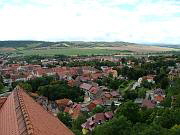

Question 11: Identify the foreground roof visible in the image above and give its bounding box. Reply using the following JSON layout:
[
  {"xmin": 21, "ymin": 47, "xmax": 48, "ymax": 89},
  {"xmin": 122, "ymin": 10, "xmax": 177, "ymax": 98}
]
[{"xmin": 0, "ymin": 86, "xmax": 74, "ymax": 135}]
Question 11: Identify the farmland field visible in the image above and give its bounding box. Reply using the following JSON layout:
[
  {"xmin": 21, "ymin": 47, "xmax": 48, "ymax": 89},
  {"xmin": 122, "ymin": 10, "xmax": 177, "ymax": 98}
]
[
  {"xmin": 0, "ymin": 47, "xmax": 16, "ymax": 52},
  {"xmin": 21, "ymin": 48, "xmax": 132, "ymax": 56},
  {"xmin": 0, "ymin": 41, "xmax": 179, "ymax": 56}
]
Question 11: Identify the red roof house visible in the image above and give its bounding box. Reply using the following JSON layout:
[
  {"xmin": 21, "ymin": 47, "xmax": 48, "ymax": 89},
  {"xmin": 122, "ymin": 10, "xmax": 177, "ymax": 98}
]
[
  {"xmin": 0, "ymin": 86, "xmax": 74, "ymax": 135},
  {"xmin": 142, "ymin": 99, "xmax": 156, "ymax": 109}
]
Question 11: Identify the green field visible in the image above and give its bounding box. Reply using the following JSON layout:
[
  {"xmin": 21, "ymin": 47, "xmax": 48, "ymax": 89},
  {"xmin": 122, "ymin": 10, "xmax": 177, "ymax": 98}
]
[{"xmin": 21, "ymin": 48, "xmax": 132, "ymax": 56}]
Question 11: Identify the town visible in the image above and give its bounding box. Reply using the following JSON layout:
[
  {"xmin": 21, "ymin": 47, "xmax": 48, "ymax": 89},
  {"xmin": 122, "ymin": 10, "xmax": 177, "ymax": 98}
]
[{"xmin": 0, "ymin": 53, "xmax": 180, "ymax": 135}]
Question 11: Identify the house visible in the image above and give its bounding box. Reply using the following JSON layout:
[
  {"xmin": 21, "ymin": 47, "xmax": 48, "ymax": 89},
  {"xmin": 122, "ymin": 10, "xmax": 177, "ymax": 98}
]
[
  {"xmin": 56, "ymin": 98, "xmax": 73, "ymax": 110},
  {"xmin": 153, "ymin": 88, "xmax": 165, "ymax": 96},
  {"xmin": 101, "ymin": 66, "xmax": 109, "ymax": 72},
  {"xmin": 101, "ymin": 91, "xmax": 121, "ymax": 100},
  {"xmin": 91, "ymin": 73, "xmax": 103, "ymax": 81},
  {"xmin": 103, "ymin": 98, "xmax": 121, "ymax": 107},
  {"xmin": 142, "ymin": 99, "xmax": 156, "ymax": 109},
  {"xmin": 0, "ymin": 86, "xmax": 74, "ymax": 135},
  {"xmin": 81, "ymin": 112, "xmax": 113, "ymax": 134},
  {"xmin": 33, "ymin": 68, "xmax": 55, "ymax": 77},
  {"xmin": 87, "ymin": 98, "xmax": 104, "ymax": 111},
  {"xmin": 88, "ymin": 86, "xmax": 103, "ymax": 99},
  {"xmin": 68, "ymin": 79, "xmax": 76, "ymax": 87},
  {"xmin": 134, "ymin": 98, "xmax": 143, "ymax": 104},
  {"xmin": 64, "ymin": 103, "xmax": 82, "ymax": 119},
  {"xmin": 132, "ymin": 82, "xmax": 141, "ymax": 90},
  {"xmin": 153, "ymin": 88, "xmax": 165, "ymax": 103},
  {"xmin": 83, "ymin": 96, "xmax": 91, "ymax": 103},
  {"xmin": 82, "ymin": 66, "xmax": 98, "ymax": 74},
  {"xmin": 80, "ymin": 83, "xmax": 93, "ymax": 91},
  {"xmin": 168, "ymin": 69, "xmax": 180, "ymax": 80},
  {"xmin": 142, "ymin": 75, "xmax": 156, "ymax": 83},
  {"xmin": 107, "ymin": 69, "xmax": 118, "ymax": 78},
  {"xmin": 80, "ymin": 83, "xmax": 101, "ymax": 98}
]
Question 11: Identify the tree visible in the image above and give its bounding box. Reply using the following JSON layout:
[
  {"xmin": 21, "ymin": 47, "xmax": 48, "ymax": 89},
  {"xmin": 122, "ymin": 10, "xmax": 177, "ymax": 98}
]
[
  {"xmin": 174, "ymin": 94, "xmax": 180, "ymax": 108},
  {"xmin": 92, "ymin": 105, "xmax": 104, "ymax": 114},
  {"xmin": 57, "ymin": 112, "xmax": 72, "ymax": 128},
  {"xmin": 0, "ymin": 82, "xmax": 4, "ymax": 94},
  {"xmin": 169, "ymin": 125, "xmax": 180, "ymax": 135},
  {"xmin": 0, "ymin": 75, "xmax": 3, "ymax": 83},
  {"xmin": 116, "ymin": 101, "xmax": 140, "ymax": 123},
  {"xmin": 160, "ymin": 96, "xmax": 172, "ymax": 107},
  {"xmin": 0, "ymin": 82, "xmax": 4, "ymax": 90},
  {"xmin": 160, "ymin": 77, "xmax": 169, "ymax": 89},
  {"xmin": 154, "ymin": 109, "xmax": 180, "ymax": 129},
  {"xmin": 38, "ymin": 81, "xmax": 84, "ymax": 101},
  {"xmin": 142, "ymin": 80, "xmax": 153, "ymax": 89},
  {"xmin": 19, "ymin": 83, "xmax": 32, "ymax": 92},
  {"xmin": 111, "ymin": 101, "xmax": 116, "ymax": 113},
  {"xmin": 166, "ymin": 79, "xmax": 180, "ymax": 96},
  {"xmin": 93, "ymin": 116, "xmax": 132, "ymax": 135},
  {"xmin": 124, "ymin": 90, "xmax": 138, "ymax": 100},
  {"xmin": 72, "ymin": 115, "xmax": 87, "ymax": 130},
  {"xmin": 140, "ymin": 124, "xmax": 168, "ymax": 135},
  {"xmin": 72, "ymin": 129, "xmax": 83, "ymax": 135},
  {"xmin": 137, "ymin": 88, "xmax": 147, "ymax": 98}
]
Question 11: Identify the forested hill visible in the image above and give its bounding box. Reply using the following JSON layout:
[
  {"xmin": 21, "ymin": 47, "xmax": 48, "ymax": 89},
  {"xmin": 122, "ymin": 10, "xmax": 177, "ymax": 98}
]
[
  {"xmin": 0, "ymin": 40, "xmax": 136, "ymax": 48},
  {"xmin": 0, "ymin": 41, "xmax": 56, "ymax": 48},
  {"xmin": 0, "ymin": 40, "xmax": 178, "ymax": 49}
]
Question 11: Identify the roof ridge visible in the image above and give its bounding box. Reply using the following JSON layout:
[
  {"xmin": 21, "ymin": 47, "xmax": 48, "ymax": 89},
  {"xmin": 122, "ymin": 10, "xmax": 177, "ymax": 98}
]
[{"xmin": 15, "ymin": 86, "xmax": 34, "ymax": 135}]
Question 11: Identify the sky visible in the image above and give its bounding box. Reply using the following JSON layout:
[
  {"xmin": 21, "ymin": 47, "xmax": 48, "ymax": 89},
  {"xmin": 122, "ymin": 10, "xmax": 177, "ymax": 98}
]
[{"xmin": 0, "ymin": 0, "xmax": 180, "ymax": 44}]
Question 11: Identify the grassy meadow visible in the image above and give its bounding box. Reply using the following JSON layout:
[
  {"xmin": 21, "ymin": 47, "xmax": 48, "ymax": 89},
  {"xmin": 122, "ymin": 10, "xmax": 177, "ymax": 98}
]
[{"xmin": 21, "ymin": 48, "xmax": 132, "ymax": 56}]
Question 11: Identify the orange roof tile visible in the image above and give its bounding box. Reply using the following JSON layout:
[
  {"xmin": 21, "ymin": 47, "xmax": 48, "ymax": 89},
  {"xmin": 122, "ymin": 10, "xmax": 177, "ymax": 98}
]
[
  {"xmin": 56, "ymin": 99, "xmax": 72, "ymax": 107},
  {"xmin": 154, "ymin": 95, "xmax": 165, "ymax": 102},
  {"xmin": 0, "ymin": 93, "xmax": 19, "ymax": 135},
  {"xmin": 0, "ymin": 97, "xmax": 7, "ymax": 109},
  {"xmin": 0, "ymin": 86, "xmax": 74, "ymax": 135}
]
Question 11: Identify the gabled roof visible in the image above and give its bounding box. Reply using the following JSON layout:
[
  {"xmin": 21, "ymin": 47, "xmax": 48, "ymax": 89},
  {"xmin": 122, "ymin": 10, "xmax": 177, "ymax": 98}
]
[
  {"xmin": 56, "ymin": 99, "xmax": 72, "ymax": 107},
  {"xmin": 89, "ymin": 87, "xmax": 99, "ymax": 95},
  {"xmin": 80, "ymin": 83, "xmax": 92, "ymax": 91},
  {"xmin": 142, "ymin": 99, "xmax": 156, "ymax": 109},
  {"xmin": 0, "ymin": 86, "xmax": 74, "ymax": 135}
]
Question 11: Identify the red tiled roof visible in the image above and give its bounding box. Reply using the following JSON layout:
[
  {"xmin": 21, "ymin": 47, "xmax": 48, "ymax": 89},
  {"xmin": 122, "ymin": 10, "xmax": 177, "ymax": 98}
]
[
  {"xmin": 0, "ymin": 92, "xmax": 21, "ymax": 135},
  {"xmin": 0, "ymin": 86, "xmax": 74, "ymax": 135},
  {"xmin": 104, "ymin": 92, "xmax": 112, "ymax": 99},
  {"xmin": 142, "ymin": 99, "xmax": 156, "ymax": 109},
  {"xmin": 0, "ymin": 97, "xmax": 7, "ymax": 109},
  {"xmin": 71, "ymin": 108, "xmax": 81, "ymax": 119},
  {"xmin": 87, "ymin": 102, "xmax": 96, "ymax": 111},
  {"xmin": 64, "ymin": 107, "xmax": 71, "ymax": 113},
  {"xmin": 110, "ymin": 91, "xmax": 120, "ymax": 97},
  {"xmin": 56, "ymin": 99, "xmax": 72, "ymax": 107},
  {"xmin": 89, "ymin": 87, "xmax": 99, "ymax": 95},
  {"xmin": 92, "ymin": 98, "xmax": 103, "ymax": 105},
  {"xmin": 94, "ymin": 113, "xmax": 105, "ymax": 123},
  {"xmin": 154, "ymin": 95, "xmax": 165, "ymax": 102},
  {"xmin": 91, "ymin": 73, "xmax": 102, "ymax": 80},
  {"xmin": 80, "ymin": 83, "xmax": 92, "ymax": 91},
  {"xmin": 104, "ymin": 112, "xmax": 113, "ymax": 119}
]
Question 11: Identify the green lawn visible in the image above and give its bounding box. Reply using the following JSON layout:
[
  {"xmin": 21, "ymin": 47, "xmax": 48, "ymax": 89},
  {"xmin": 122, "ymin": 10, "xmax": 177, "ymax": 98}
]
[{"xmin": 21, "ymin": 48, "xmax": 131, "ymax": 56}]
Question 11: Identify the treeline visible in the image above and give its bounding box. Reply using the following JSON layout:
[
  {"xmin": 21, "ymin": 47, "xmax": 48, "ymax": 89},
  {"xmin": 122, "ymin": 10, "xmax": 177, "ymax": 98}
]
[
  {"xmin": 12, "ymin": 76, "xmax": 84, "ymax": 102},
  {"xmin": 92, "ymin": 78, "xmax": 180, "ymax": 135},
  {"xmin": 0, "ymin": 41, "xmax": 67, "ymax": 48},
  {"xmin": 0, "ymin": 41, "xmax": 42, "ymax": 47},
  {"xmin": 93, "ymin": 101, "xmax": 180, "ymax": 135}
]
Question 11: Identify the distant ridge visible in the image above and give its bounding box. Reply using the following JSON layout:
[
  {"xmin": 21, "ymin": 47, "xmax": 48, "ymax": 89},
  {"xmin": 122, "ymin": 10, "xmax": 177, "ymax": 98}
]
[{"xmin": 0, "ymin": 40, "xmax": 179, "ymax": 49}]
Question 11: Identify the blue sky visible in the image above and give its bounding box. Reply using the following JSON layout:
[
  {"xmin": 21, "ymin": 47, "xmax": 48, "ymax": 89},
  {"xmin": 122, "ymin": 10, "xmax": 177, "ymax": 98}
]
[{"xmin": 0, "ymin": 0, "xmax": 180, "ymax": 44}]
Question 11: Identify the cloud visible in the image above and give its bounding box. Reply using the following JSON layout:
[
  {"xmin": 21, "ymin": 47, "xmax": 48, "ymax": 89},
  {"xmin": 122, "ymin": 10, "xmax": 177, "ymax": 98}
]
[{"xmin": 0, "ymin": 0, "xmax": 179, "ymax": 44}]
